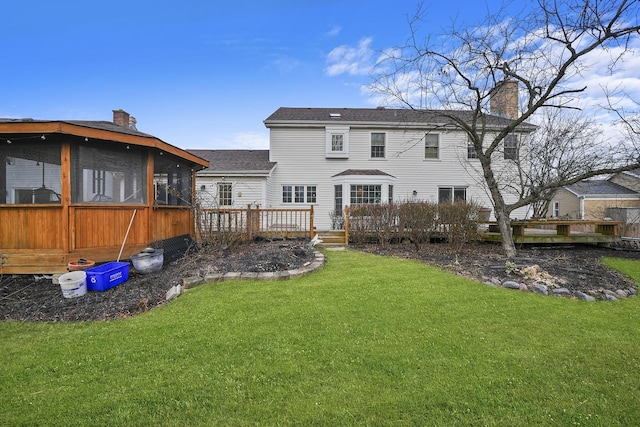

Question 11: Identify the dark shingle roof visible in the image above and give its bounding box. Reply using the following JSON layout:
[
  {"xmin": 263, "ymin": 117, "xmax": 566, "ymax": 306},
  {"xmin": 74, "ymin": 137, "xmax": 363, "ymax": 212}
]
[
  {"xmin": 565, "ymin": 180, "xmax": 638, "ymax": 197},
  {"xmin": 332, "ymin": 169, "xmax": 395, "ymax": 178},
  {"xmin": 0, "ymin": 118, "xmax": 155, "ymax": 138},
  {"xmin": 187, "ymin": 149, "xmax": 275, "ymax": 173},
  {"xmin": 264, "ymin": 107, "xmax": 535, "ymax": 130}
]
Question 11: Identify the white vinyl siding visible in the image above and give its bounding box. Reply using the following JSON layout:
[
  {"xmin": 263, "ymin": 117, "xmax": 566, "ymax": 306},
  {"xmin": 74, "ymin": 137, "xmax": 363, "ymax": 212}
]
[{"xmin": 266, "ymin": 126, "xmax": 528, "ymax": 229}]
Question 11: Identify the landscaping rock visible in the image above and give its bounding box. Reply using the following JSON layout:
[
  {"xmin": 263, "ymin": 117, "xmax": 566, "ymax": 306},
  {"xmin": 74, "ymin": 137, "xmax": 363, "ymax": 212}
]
[
  {"xmin": 182, "ymin": 276, "xmax": 204, "ymax": 288},
  {"xmin": 576, "ymin": 291, "xmax": 596, "ymax": 301},
  {"xmin": 530, "ymin": 284, "xmax": 549, "ymax": 295},
  {"xmin": 503, "ymin": 280, "xmax": 520, "ymax": 289},
  {"xmin": 165, "ymin": 285, "xmax": 182, "ymax": 301}
]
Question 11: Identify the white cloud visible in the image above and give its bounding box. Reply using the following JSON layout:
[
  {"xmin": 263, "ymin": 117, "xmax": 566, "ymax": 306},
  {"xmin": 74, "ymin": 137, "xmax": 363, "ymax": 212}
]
[
  {"xmin": 326, "ymin": 25, "xmax": 341, "ymax": 37},
  {"xmin": 325, "ymin": 37, "xmax": 375, "ymax": 76}
]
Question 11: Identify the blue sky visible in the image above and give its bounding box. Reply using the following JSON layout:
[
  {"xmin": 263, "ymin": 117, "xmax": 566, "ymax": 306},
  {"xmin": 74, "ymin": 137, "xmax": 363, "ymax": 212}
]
[
  {"xmin": 0, "ymin": 0, "xmax": 500, "ymax": 149},
  {"xmin": 2, "ymin": 0, "xmax": 638, "ymax": 150}
]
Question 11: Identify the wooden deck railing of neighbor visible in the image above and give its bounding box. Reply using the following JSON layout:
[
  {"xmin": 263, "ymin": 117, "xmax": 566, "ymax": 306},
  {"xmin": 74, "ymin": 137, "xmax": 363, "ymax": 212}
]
[
  {"xmin": 508, "ymin": 219, "xmax": 621, "ymax": 237},
  {"xmin": 196, "ymin": 206, "xmax": 314, "ymax": 241}
]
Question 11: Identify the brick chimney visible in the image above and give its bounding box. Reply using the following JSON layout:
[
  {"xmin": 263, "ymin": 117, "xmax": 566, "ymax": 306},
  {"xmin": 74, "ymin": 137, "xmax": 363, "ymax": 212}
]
[
  {"xmin": 112, "ymin": 109, "xmax": 130, "ymax": 127},
  {"xmin": 490, "ymin": 80, "xmax": 519, "ymax": 119}
]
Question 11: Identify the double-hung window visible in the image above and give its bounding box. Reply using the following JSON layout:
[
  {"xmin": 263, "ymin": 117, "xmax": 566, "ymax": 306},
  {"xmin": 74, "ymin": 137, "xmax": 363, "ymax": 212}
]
[
  {"xmin": 504, "ymin": 134, "xmax": 518, "ymax": 160},
  {"xmin": 424, "ymin": 134, "xmax": 439, "ymax": 159},
  {"xmin": 283, "ymin": 185, "xmax": 316, "ymax": 204},
  {"xmin": 467, "ymin": 136, "xmax": 478, "ymax": 159},
  {"xmin": 370, "ymin": 133, "xmax": 385, "ymax": 159}
]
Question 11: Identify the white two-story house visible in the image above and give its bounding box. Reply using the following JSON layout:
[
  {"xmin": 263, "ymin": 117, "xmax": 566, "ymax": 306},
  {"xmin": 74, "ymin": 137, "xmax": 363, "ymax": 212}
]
[{"xmin": 261, "ymin": 106, "xmax": 532, "ymax": 231}]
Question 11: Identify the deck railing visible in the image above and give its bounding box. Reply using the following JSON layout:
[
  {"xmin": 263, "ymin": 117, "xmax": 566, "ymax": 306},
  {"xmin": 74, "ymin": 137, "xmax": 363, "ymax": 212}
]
[{"xmin": 196, "ymin": 205, "xmax": 314, "ymax": 241}]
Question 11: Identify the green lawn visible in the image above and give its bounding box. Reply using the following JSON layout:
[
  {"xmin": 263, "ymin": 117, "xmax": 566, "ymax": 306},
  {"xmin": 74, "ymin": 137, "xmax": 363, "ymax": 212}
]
[{"xmin": 2, "ymin": 250, "xmax": 640, "ymax": 426}]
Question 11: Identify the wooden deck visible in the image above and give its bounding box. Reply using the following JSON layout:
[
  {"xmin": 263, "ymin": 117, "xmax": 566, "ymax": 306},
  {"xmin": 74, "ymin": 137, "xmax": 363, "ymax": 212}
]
[{"xmin": 481, "ymin": 220, "xmax": 622, "ymax": 245}]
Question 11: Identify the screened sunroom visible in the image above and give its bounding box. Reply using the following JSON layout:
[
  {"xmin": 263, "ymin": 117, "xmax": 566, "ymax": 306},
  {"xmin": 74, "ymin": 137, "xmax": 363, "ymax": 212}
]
[{"xmin": 0, "ymin": 110, "xmax": 208, "ymax": 274}]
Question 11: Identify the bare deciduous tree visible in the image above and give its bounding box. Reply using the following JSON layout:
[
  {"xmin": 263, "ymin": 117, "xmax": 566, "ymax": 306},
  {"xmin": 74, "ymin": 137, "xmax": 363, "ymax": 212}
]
[{"xmin": 370, "ymin": 0, "xmax": 640, "ymax": 257}]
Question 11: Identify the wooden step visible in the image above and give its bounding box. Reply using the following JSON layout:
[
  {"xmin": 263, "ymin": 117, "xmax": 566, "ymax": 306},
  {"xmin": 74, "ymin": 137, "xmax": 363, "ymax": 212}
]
[{"xmin": 315, "ymin": 231, "xmax": 347, "ymax": 244}]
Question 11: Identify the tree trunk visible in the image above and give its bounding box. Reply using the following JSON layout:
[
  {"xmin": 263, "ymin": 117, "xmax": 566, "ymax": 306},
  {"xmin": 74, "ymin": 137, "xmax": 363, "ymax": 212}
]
[{"xmin": 495, "ymin": 208, "xmax": 516, "ymax": 258}]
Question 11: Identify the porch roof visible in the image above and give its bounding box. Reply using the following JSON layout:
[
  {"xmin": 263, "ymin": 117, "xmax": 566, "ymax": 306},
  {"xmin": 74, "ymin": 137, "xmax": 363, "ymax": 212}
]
[{"xmin": 0, "ymin": 118, "xmax": 209, "ymax": 169}]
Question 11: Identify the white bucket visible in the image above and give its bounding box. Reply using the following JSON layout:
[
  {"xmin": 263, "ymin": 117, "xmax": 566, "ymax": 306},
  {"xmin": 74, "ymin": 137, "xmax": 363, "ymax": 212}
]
[{"xmin": 59, "ymin": 271, "xmax": 87, "ymax": 298}]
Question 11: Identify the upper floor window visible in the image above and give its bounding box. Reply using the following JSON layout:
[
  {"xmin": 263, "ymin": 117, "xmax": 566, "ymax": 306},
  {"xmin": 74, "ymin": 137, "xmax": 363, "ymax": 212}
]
[
  {"xmin": 424, "ymin": 134, "xmax": 439, "ymax": 159},
  {"xmin": 331, "ymin": 134, "xmax": 343, "ymax": 152},
  {"xmin": 217, "ymin": 182, "xmax": 232, "ymax": 206},
  {"xmin": 438, "ymin": 187, "xmax": 467, "ymax": 204},
  {"xmin": 504, "ymin": 134, "xmax": 518, "ymax": 160},
  {"xmin": 283, "ymin": 184, "xmax": 316, "ymax": 204},
  {"xmin": 326, "ymin": 126, "xmax": 349, "ymax": 158},
  {"xmin": 467, "ymin": 136, "xmax": 478, "ymax": 159},
  {"xmin": 371, "ymin": 133, "xmax": 386, "ymax": 159}
]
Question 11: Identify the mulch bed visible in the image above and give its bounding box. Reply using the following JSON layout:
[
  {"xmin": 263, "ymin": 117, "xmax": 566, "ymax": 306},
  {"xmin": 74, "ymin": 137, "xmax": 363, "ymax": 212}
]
[
  {"xmin": 1, "ymin": 240, "xmax": 638, "ymax": 322},
  {"xmin": 354, "ymin": 241, "xmax": 639, "ymax": 297},
  {"xmin": 0, "ymin": 240, "xmax": 316, "ymax": 322}
]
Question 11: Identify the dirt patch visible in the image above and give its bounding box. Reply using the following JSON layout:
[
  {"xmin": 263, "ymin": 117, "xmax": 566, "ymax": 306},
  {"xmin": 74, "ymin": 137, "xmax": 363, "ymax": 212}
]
[{"xmin": 1, "ymin": 240, "xmax": 638, "ymax": 322}]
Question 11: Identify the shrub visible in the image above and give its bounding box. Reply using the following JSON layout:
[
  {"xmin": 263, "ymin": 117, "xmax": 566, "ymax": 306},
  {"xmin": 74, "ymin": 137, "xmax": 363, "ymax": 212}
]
[
  {"xmin": 437, "ymin": 201, "xmax": 483, "ymax": 251},
  {"xmin": 398, "ymin": 201, "xmax": 438, "ymax": 250}
]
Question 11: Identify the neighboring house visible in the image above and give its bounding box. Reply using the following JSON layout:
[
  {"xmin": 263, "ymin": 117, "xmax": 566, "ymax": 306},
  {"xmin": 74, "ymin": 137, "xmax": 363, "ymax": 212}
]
[
  {"xmin": 0, "ymin": 110, "xmax": 208, "ymax": 274},
  {"xmin": 188, "ymin": 149, "xmax": 275, "ymax": 208},
  {"xmin": 551, "ymin": 180, "xmax": 640, "ymax": 220},
  {"xmin": 608, "ymin": 167, "xmax": 640, "ymax": 193},
  {"xmin": 263, "ymin": 105, "xmax": 534, "ymax": 230}
]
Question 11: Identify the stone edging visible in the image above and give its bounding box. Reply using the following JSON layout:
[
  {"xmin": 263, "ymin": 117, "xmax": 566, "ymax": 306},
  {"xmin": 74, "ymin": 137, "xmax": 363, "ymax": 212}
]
[{"xmin": 178, "ymin": 250, "xmax": 326, "ymax": 291}]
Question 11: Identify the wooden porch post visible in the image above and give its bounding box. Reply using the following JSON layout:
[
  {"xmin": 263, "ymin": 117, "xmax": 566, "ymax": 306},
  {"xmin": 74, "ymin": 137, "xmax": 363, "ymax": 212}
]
[
  {"xmin": 146, "ymin": 149, "xmax": 155, "ymax": 244},
  {"xmin": 61, "ymin": 142, "xmax": 71, "ymax": 254},
  {"xmin": 309, "ymin": 205, "xmax": 315, "ymax": 239},
  {"xmin": 344, "ymin": 205, "xmax": 349, "ymax": 246}
]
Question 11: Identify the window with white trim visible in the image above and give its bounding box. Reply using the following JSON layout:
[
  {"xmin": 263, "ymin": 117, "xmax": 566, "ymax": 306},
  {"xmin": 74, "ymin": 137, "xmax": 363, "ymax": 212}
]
[
  {"xmin": 504, "ymin": 134, "xmax": 518, "ymax": 160},
  {"xmin": 283, "ymin": 185, "xmax": 316, "ymax": 204},
  {"xmin": 553, "ymin": 201, "xmax": 560, "ymax": 218},
  {"xmin": 388, "ymin": 185, "xmax": 394, "ymax": 204},
  {"xmin": 467, "ymin": 136, "xmax": 478, "ymax": 159},
  {"xmin": 438, "ymin": 187, "xmax": 467, "ymax": 204},
  {"xmin": 326, "ymin": 126, "xmax": 349, "ymax": 158},
  {"xmin": 217, "ymin": 182, "xmax": 232, "ymax": 206},
  {"xmin": 350, "ymin": 184, "xmax": 382, "ymax": 204},
  {"xmin": 370, "ymin": 133, "xmax": 385, "ymax": 158},
  {"xmin": 424, "ymin": 134, "xmax": 439, "ymax": 159}
]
